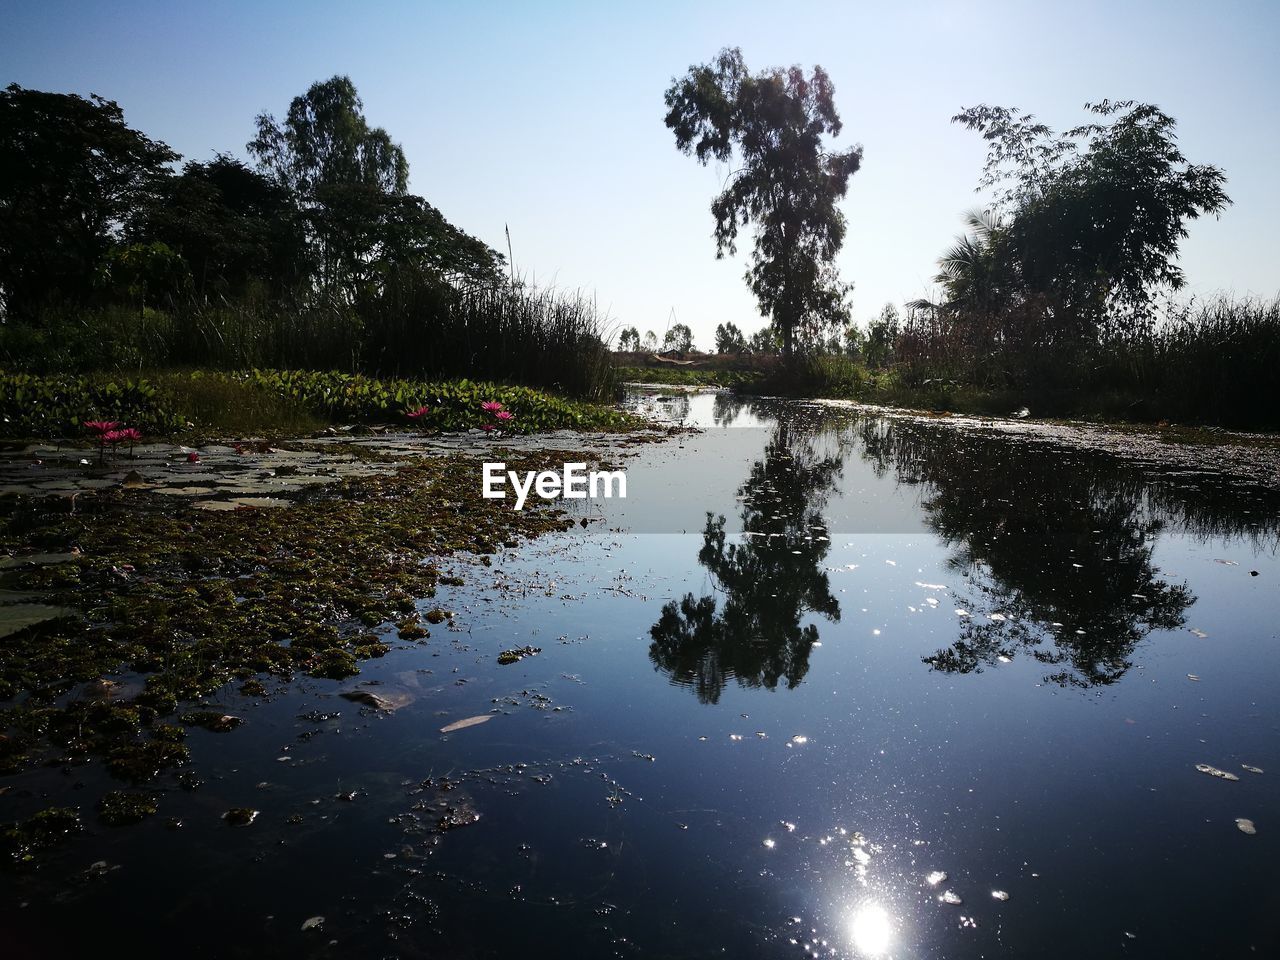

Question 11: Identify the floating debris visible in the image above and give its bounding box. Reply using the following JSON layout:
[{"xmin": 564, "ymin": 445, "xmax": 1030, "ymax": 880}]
[
  {"xmin": 339, "ymin": 689, "xmax": 413, "ymax": 712},
  {"xmin": 1235, "ymin": 818, "xmax": 1257, "ymax": 835},
  {"xmin": 926, "ymin": 870, "xmax": 948, "ymax": 886},
  {"xmin": 991, "ymin": 890, "xmax": 1010, "ymax": 901},
  {"xmin": 1189, "ymin": 628, "xmax": 1209, "ymax": 638},
  {"xmin": 440, "ymin": 714, "xmax": 493, "ymax": 734},
  {"xmin": 1187, "ymin": 674, "xmax": 1201, "ymax": 682},
  {"xmin": 180, "ymin": 711, "xmax": 243, "ymax": 732},
  {"xmin": 497, "ymin": 645, "xmax": 541, "ymax": 665},
  {"xmin": 300, "ymin": 916, "xmax": 325, "ymax": 932},
  {"xmin": 1242, "ymin": 765, "xmax": 1264, "ymax": 775},
  {"xmin": 1195, "ymin": 763, "xmax": 1240, "ymax": 782},
  {"xmin": 939, "ymin": 890, "xmax": 963, "ymax": 905},
  {"xmin": 222, "ymin": 808, "xmax": 259, "ymax": 826}
]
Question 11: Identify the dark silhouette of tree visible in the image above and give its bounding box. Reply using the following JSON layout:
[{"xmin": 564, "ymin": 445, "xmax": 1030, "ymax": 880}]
[
  {"xmin": 911, "ymin": 101, "xmax": 1231, "ymax": 385},
  {"xmin": 128, "ymin": 154, "xmax": 304, "ymax": 298},
  {"xmin": 245, "ymin": 76, "xmax": 501, "ymax": 301},
  {"xmin": 248, "ymin": 76, "xmax": 408, "ymax": 197},
  {"xmin": 715, "ymin": 322, "xmax": 747, "ymax": 353},
  {"xmin": 0, "ymin": 83, "xmax": 178, "ymax": 319},
  {"xmin": 663, "ymin": 48, "xmax": 862, "ymax": 358},
  {"xmin": 649, "ymin": 419, "xmax": 844, "ymax": 702}
]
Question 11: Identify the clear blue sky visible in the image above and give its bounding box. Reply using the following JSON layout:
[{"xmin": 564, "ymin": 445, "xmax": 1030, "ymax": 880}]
[{"xmin": 5, "ymin": 0, "xmax": 1278, "ymax": 348}]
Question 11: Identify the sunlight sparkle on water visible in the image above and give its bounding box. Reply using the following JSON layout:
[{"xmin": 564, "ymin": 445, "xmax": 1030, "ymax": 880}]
[{"xmin": 849, "ymin": 903, "xmax": 893, "ymax": 956}]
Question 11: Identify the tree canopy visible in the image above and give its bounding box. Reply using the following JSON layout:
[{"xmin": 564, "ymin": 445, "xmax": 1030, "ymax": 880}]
[
  {"xmin": 0, "ymin": 83, "xmax": 178, "ymax": 318},
  {"xmin": 248, "ymin": 76, "xmax": 409, "ymax": 197},
  {"xmin": 949, "ymin": 100, "xmax": 1231, "ymax": 339},
  {"xmin": 662, "ymin": 322, "xmax": 694, "ymax": 352},
  {"xmin": 664, "ymin": 48, "xmax": 862, "ymax": 357}
]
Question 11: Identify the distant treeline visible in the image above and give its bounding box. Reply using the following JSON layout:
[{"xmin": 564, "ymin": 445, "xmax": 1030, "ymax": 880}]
[{"xmin": 0, "ymin": 78, "xmax": 614, "ymax": 398}]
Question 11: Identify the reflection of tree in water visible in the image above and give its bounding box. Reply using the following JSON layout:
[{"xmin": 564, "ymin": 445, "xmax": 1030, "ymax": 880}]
[
  {"xmin": 858, "ymin": 419, "xmax": 1200, "ymax": 686},
  {"xmin": 649, "ymin": 421, "xmax": 845, "ymax": 703}
]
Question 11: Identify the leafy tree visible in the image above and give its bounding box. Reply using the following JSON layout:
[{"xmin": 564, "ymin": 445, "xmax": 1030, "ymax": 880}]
[
  {"xmin": 617, "ymin": 326, "xmax": 640, "ymax": 351},
  {"xmin": 664, "ymin": 48, "xmax": 862, "ymax": 357},
  {"xmin": 864, "ymin": 304, "xmax": 899, "ymax": 368},
  {"xmin": 952, "ymin": 100, "xmax": 1230, "ymax": 338},
  {"xmin": 247, "ymin": 77, "xmax": 500, "ymax": 299},
  {"xmin": 714, "ymin": 321, "xmax": 746, "ymax": 353},
  {"xmin": 97, "ymin": 240, "xmax": 189, "ymax": 312},
  {"xmin": 842, "ymin": 323, "xmax": 866, "ymax": 359},
  {"xmin": 248, "ymin": 76, "xmax": 408, "ymax": 197},
  {"xmin": 0, "ymin": 83, "xmax": 178, "ymax": 318},
  {"xmin": 748, "ymin": 326, "xmax": 779, "ymax": 354},
  {"xmin": 642, "ymin": 330, "xmax": 658, "ymax": 351},
  {"xmin": 663, "ymin": 322, "xmax": 694, "ymax": 352},
  {"xmin": 129, "ymin": 154, "xmax": 304, "ymax": 298}
]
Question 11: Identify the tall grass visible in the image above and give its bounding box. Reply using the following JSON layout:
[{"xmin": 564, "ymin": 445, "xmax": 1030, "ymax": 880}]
[
  {"xmin": 1099, "ymin": 295, "xmax": 1280, "ymax": 428},
  {"xmin": 357, "ymin": 278, "xmax": 617, "ymax": 399},
  {"xmin": 890, "ymin": 294, "xmax": 1280, "ymax": 429},
  {"xmin": 1, "ymin": 280, "xmax": 618, "ymax": 401}
]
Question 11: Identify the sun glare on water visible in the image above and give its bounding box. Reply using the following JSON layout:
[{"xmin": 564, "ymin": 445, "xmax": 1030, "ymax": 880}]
[{"xmin": 849, "ymin": 902, "xmax": 894, "ymax": 956}]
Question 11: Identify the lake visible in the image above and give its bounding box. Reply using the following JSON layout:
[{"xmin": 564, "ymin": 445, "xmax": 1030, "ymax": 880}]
[{"xmin": 3, "ymin": 387, "xmax": 1277, "ymax": 958}]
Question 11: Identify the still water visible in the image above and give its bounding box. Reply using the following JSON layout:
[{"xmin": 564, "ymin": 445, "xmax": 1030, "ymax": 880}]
[{"xmin": 5, "ymin": 388, "xmax": 1278, "ymax": 958}]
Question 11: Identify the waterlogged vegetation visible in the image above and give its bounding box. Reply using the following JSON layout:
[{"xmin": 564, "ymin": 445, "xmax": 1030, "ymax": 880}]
[
  {"xmin": 0, "ymin": 369, "xmax": 635, "ymax": 442},
  {"xmin": 0, "ymin": 445, "xmax": 599, "ymax": 862}
]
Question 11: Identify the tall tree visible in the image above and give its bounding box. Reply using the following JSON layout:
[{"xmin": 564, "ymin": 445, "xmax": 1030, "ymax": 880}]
[
  {"xmin": 662, "ymin": 322, "xmax": 694, "ymax": 352},
  {"xmin": 247, "ymin": 76, "xmax": 408, "ymax": 197},
  {"xmin": 128, "ymin": 154, "xmax": 304, "ymax": 297},
  {"xmin": 715, "ymin": 321, "xmax": 746, "ymax": 353},
  {"xmin": 953, "ymin": 100, "xmax": 1230, "ymax": 339},
  {"xmin": 664, "ymin": 48, "xmax": 862, "ymax": 357},
  {"xmin": 0, "ymin": 84, "xmax": 178, "ymax": 319}
]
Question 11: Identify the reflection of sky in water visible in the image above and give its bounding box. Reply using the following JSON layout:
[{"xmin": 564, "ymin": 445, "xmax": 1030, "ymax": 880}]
[{"xmin": 6, "ymin": 388, "xmax": 1278, "ymax": 958}]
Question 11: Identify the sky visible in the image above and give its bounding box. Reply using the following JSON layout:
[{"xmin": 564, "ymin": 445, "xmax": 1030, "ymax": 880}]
[{"xmin": 5, "ymin": 0, "xmax": 1278, "ymax": 349}]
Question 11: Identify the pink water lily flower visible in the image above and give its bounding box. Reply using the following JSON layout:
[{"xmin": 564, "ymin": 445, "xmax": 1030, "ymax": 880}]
[
  {"xmin": 480, "ymin": 401, "xmax": 504, "ymax": 412},
  {"xmin": 405, "ymin": 405, "xmax": 429, "ymax": 420},
  {"xmin": 494, "ymin": 410, "xmax": 514, "ymax": 421},
  {"xmin": 481, "ymin": 423, "xmax": 494, "ymax": 432},
  {"xmin": 84, "ymin": 420, "xmax": 121, "ymax": 434},
  {"xmin": 104, "ymin": 427, "xmax": 142, "ymax": 457}
]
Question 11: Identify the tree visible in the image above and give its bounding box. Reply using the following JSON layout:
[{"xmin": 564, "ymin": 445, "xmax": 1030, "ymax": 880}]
[
  {"xmin": 952, "ymin": 100, "xmax": 1230, "ymax": 338},
  {"xmin": 714, "ymin": 321, "xmax": 746, "ymax": 353},
  {"xmin": 663, "ymin": 322, "xmax": 694, "ymax": 352},
  {"xmin": 864, "ymin": 304, "xmax": 899, "ymax": 368},
  {"xmin": 246, "ymin": 77, "xmax": 500, "ymax": 299},
  {"xmin": 128, "ymin": 154, "xmax": 304, "ymax": 298},
  {"xmin": 0, "ymin": 84, "xmax": 178, "ymax": 318},
  {"xmin": 617, "ymin": 326, "xmax": 640, "ymax": 351},
  {"xmin": 842, "ymin": 323, "xmax": 866, "ymax": 359},
  {"xmin": 664, "ymin": 48, "xmax": 862, "ymax": 358},
  {"xmin": 748, "ymin": 326, "xmax": 779, "ymax": 354},
  {"xmin": 248, "ymin": 76, "xmax": 408, "ymax": 197},
  {"xmin": 642, "ymin": 330, "xmax": 658, "ymax": 351}
]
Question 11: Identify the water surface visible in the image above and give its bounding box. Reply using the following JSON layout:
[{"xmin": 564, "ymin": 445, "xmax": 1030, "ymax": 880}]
[{"xmin": 4, "ymin": 389, "xmax": 1278, "ymax": 958}]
